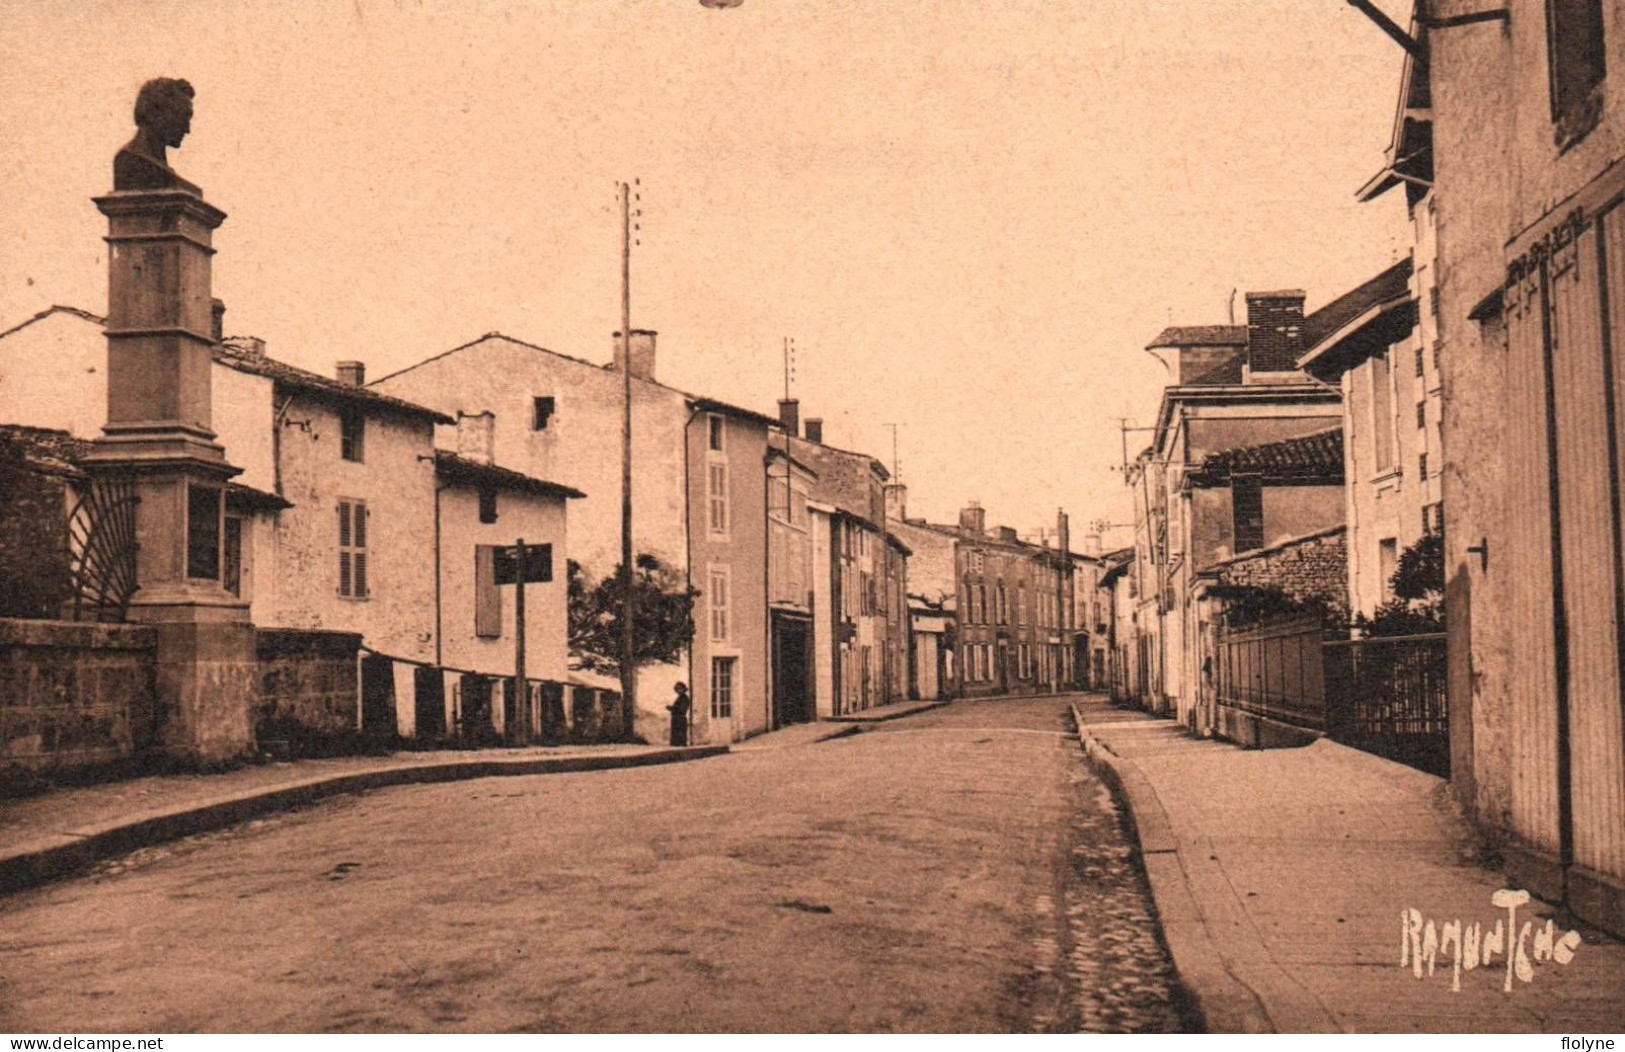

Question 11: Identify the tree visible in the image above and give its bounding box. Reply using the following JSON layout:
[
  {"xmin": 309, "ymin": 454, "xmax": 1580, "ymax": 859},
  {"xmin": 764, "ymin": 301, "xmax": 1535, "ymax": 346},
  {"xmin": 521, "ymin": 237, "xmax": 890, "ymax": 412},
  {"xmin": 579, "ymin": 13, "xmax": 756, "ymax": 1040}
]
[
  {"xmin": 1355, "ymin": 533, "xmax": 1445, "ymax": 636},
  {"xmin": 567, "ymin": 554, "xmax": 699, "ymax": 675}
]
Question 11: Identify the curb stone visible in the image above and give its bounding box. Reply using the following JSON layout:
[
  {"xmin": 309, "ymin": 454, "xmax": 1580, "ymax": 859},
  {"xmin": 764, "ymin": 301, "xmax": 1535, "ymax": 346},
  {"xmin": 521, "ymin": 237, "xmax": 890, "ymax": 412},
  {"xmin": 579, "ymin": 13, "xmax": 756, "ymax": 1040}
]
[
  {"xmin": 1069, "ymin": 702, "xmax": 1274, "ymax": 1034},
  {"xmin": 0, "ymin": 745, "xmax": 728, "ymax": 896}
]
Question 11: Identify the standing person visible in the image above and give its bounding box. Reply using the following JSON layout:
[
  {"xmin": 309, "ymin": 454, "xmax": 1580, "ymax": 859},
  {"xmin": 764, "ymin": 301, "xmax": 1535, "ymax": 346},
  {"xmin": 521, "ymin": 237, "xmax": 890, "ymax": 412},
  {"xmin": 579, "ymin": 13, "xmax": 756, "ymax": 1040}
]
[{"xmin": 667, "ymin": 682, "xmax": 692, "ymax": 747}]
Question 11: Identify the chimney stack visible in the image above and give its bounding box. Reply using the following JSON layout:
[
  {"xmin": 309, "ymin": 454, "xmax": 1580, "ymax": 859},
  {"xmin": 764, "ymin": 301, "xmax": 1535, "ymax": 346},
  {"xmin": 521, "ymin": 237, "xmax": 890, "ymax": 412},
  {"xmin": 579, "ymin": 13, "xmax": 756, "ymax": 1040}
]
[
  {"xmin": 612, "ymin": 329, "xmax": 658, "ymax": 382},
  {"xmin": 804, "ymin": 418, "xmax": 824, "ymax": 444},
  {"xmin": 959, "ymin": 501, "xmax": 985, "ymax": 536},
  {"xmin": 885, "ymin": 481, "xmax": 907, "ymax": 522},
  {"xmin": 211, "ymin": 298, "xmax": 226, "ymax": 343},
  {"xmin": 779, "ymin": 398, "xmax": 800, "ymax": 436},
  {"xmin": 1244, "ymin": 289, "xmax": 1307, "ymax": 373},
  {"xmin": 224, "ymin": 335, "xmax": 265, "ymax": 358},
  {"xmin": 995, "ymin": 525, "xmax": 1019, "ymax": 544},
  {"xmin": 1057, "ymin": 508, "xmax": 1071, "ymax": 555},
  {"xmin": 335, "ymin": 361, "xmax": 366, "ymax": 386},
  {"xmin": 1083, "ymin": 533, "xmax": 1103, "ymax": 556},
  {"xmin": 456, "ymin": 410, "xmax": 496, "ymax": 465}
]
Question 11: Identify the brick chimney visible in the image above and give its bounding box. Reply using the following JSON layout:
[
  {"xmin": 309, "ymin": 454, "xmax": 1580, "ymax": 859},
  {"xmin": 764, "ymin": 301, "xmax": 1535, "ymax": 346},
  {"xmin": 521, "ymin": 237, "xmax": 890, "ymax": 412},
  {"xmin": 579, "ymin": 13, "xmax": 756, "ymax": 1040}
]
[
  {"xmin": 612, "ymin": 329, "xmax": 658, "ymax": 381},
  {"xmin": 335, "ymin": 361, "xmax": 365, "ymax": 386},
  {"xmin": 959, "ymin": 501, "xmax": 985, "ymax": 536},
  {"xmin": 456, "ymin": 410, "xmax": 496, "ymax": 465},
  {"xmin": 995, "ymin": 525, "xmax": 1019, "ymax": 544},
  {"xmin": 211, "ymin": 298, "xmax": 226, "ymax": 343},
  {"xmin": 1245, "ymin": 290, "xmax": 1306, "ymax": 373},
  {"xmin": 1057, "ymin": 508, "xmax": 1071, "ymax": 556},
  {"xmin": 885, "ymin": 481, "xmax": 907, "ymax": 522},
  {"xmin": 804, "ymin": 418, "xmax": 824, "ymax": 444},
  {"xmin": 779, "ymin": 398, "xmax": 800, "ymax": 435},
  {"xmin": 224, "ymin": 335, "xmax": 265, "ymax": 358}
]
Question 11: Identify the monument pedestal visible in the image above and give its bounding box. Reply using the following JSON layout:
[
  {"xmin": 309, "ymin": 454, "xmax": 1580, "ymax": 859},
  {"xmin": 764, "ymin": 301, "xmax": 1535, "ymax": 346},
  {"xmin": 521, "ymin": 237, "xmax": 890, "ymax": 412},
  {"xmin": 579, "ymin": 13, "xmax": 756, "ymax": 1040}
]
[{"xmin": 85, "ymin": 185, "xmax": 259, "ymax": 766}]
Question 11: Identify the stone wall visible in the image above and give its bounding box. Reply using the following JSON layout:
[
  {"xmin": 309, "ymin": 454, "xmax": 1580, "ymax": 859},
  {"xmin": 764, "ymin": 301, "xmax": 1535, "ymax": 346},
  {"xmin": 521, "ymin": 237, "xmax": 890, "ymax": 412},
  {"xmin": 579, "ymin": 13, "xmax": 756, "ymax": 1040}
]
[
  {"xmin": 255, "ymin": 627, "xmax": 362, "ymax": 755},
  {"xmin": 1210, "ymin": 526, "xmax": 1349, "ymax": 616},
  {"xmin": 0, "ymin": 618, "xmax": 157, "ymax": 788}
]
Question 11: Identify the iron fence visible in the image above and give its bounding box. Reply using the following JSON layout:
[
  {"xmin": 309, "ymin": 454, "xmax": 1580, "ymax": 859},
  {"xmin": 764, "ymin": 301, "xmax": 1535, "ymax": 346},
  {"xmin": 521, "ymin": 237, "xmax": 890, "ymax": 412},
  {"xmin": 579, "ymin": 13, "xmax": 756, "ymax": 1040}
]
[
  {"xmin": 1212, "ymin": 615, "xmax": 1328, "ymax": 731},
  {"xmin": 1323, "ymin": 633, "xmax": 1449, "ymax": 776}
]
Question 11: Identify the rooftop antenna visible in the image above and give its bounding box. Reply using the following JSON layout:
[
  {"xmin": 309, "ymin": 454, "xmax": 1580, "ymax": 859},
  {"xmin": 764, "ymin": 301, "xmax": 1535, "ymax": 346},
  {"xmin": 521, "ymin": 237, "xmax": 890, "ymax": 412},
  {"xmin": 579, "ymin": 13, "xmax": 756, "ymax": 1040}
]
[{"xmin": 883, "ymin": 422, "xmax": 902, "ymax": 481}]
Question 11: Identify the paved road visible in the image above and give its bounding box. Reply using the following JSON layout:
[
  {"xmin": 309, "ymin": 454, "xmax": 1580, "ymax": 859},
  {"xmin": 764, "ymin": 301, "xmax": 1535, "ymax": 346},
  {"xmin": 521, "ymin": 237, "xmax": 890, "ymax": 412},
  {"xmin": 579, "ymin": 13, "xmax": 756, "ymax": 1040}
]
[{"xmin": 0, "ymin": 694, "xmax": 1189, "ymax": 1033}]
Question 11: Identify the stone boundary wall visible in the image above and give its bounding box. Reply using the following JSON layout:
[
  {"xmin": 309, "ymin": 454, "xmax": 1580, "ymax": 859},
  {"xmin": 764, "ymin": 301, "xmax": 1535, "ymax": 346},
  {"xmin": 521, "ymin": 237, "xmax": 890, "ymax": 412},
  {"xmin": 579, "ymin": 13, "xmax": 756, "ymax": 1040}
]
[
  {"xmin": 1212, "ymin": 525, "xmax": 1349, "ymax": 613},
  {"xmin": 0, "ymin": 618, "xmax": 158, "ymax": 787},
  {"xmin": 255, "ymin": 627, "xmax": 363, "ymax": 754}
]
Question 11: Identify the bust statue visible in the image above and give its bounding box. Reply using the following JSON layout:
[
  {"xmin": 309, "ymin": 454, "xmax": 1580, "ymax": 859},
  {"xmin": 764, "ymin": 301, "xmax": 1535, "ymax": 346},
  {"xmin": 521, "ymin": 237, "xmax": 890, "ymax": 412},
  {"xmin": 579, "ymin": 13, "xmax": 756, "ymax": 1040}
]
[{"xmin": 114, "ymin": 78, "xmax": 200, "ymax": 193}]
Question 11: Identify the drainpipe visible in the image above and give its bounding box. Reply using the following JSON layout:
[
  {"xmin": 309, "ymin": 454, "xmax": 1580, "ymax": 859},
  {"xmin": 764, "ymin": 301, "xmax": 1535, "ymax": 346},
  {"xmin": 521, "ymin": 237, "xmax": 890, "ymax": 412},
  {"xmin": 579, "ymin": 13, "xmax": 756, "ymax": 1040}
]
[
  {"xmin": 684, "ymin": 405, "xmax": 701, "ymax": 719},
  {"xmin": 434, "ymin": 481, "xmax": 448, "ymax": 667}
]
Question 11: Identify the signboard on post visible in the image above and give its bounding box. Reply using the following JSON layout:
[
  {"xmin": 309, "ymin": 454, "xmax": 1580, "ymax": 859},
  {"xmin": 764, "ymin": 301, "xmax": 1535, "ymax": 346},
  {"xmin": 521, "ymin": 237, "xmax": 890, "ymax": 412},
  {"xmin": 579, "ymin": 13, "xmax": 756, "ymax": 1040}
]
[{"xmin": 494, "ymin": 543, "xmax": 553, "ymax": 586}]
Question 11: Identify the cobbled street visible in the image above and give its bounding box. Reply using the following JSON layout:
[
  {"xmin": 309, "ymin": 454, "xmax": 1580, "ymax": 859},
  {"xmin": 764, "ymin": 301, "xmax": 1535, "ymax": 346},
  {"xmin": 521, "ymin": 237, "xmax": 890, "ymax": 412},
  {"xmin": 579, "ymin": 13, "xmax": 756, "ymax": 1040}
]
[{"xmin": 0, "ymin": 695, "xmax": 1189, "ymax": 1033}]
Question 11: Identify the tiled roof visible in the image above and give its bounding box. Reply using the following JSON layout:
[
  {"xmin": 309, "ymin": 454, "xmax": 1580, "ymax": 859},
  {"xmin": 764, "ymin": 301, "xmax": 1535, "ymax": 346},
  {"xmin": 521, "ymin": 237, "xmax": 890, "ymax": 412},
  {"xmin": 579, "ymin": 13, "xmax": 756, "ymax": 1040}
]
[
  {"xmin": 213, "ymin": 344, "xmax": 454, "ymax": 425},
  {"xmin": 434, "ymin": 450, "xmax": 585, "ymax": 501},
  {"xmin": 1145, "ymin": 325, "xmax": 1248, "ymax": 350},
  {"xmin": 1300, "ymin": 259, "xmax": 1414, "ymax": 351},
  {"xmin": 0, "ymin": 422, "xmax": 292, "ymax": 509},
  {"xmin": 1191, "ymin": 427, "xmax": 1344, "ymax": 485}
]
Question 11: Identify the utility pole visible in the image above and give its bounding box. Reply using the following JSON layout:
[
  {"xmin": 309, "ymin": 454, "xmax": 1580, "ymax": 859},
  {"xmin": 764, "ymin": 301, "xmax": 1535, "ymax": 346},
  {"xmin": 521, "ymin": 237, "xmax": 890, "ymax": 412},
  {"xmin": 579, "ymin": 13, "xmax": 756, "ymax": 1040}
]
[
  {"xmin": 619, "ymin": 180, "xmax": 638, "ymax": 738},
  {"xmin": 782, "ymin": 336, "xmax": 795, "ymax": 520}
]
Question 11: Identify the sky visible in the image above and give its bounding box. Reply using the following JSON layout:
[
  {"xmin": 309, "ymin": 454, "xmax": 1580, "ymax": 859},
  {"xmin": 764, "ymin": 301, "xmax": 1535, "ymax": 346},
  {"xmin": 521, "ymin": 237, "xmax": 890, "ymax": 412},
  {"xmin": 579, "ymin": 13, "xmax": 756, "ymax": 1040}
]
[{"xmin": 0, "ymin": 0, "xmax": 1414, "ymax": 545}]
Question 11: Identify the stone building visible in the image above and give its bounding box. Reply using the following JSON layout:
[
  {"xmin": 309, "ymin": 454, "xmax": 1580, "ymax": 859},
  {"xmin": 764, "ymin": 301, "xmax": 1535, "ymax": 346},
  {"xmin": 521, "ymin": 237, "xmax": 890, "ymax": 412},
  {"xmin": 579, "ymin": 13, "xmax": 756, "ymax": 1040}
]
[
  {"xmin": 891, "ymin": 501, "xmax": 1077, "ymax": 698},
  {"xmin": 1132, "ymin": 293, "xmax": 1346, "ymax": 728},
  {"xmin": 373, "ymin": 331, "xmax": 776, "ymax": 745},
  {"xmin": 0, "ymin": 307, "xmax": 582, "ymax": 737},
  {"xmin": 1407, "ymin": 0, "xmax": 1625, "ymax": 934},
  {"xmin": 1298, "ymin": 258, "xmax": 1441, "ymax": 617},
  {"xmin": 770, "ymin": 405, "xmax": 910, "ymax": 716}
]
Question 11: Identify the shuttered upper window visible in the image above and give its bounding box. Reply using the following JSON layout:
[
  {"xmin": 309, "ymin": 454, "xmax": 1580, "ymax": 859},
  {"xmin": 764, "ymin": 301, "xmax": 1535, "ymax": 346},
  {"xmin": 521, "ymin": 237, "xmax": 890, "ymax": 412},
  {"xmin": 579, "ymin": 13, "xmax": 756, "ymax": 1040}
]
[
  {"xmin": 709, "ymin": 566, "xmax": 730, "ymax": 641},
  {"xmin": 708, "ymin": 463, "xmax": 729, "ymax": 536},
  {"xmin": 338, "ymin": 499, "xmax": 368, "ymax": 598},
  {"xmin": 475, "ymin": 545, "xmax": 501, "ymax": 637}
]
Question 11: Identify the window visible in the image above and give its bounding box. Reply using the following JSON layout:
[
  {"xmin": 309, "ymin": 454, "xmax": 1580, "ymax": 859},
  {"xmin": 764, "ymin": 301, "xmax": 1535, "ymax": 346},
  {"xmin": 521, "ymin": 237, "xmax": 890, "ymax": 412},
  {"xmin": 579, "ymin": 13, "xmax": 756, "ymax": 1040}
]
[
  {"xmin": 532, "ymin": 396, "xmax": 556, "ymax": 431},
  {"xmin": 1232, "ymin": 477, "xmax": 1264, "ymax": 554},
  {"xmin": 711, "ymin": 656, "xmax": 735, "ymax": 719},
  {"xmin": 996, "ymin": 581, "xmax": 1007, "ymax": 625},
  {"xmin": 340, "ymin": 407, "xmax": 365, "ymax": 463},
  {"xmin": 1414, "ymin": 347, "xmax": 1425, "ymax": 378},
  {"xmin": 1419, "ymin": 452, "xmax": 1429, "ymax": 480},
  {"xmin": 708, "ymin": 463, "xmax": 729, "ymax": 535},
  {"xmin": 1371, "ymin": 351, "xmax": 1396, "ymax": 470},
  {"xmin": 223, "ymin": 514, "xmax": 243, "ymax": 597},
  {"xmin": 475, "ymin": 545, "xmax": 501, "ymax": 637},
  {"xmin": 478, "ymin": 486, "xmax": 498, "ymax": 524},
  {"xmin": 1547, "ymin": 0, "xmax": 1606, "ymax": 135},
  {"xmin": 1379, "ymin": 538, "xmax": 1399, "ymax": 600},
  {"xmin": 707, "ymin": 414, "xmax": 725, "ymax": 453},
  {"xmin": 978, "ymin": 583, "xmax": 988, "ymax": 624},
  {"xmin": 709, "ymin": 566, "xmax": 730, "ymax": 641},
  {"xmin": 1429, "ymin": 286, "xmax": 1440, "ymax": 319},
  {"xmin": 1017, "ymin": 582, "xmax": 1027, "ymax": 626},
  {"xmin": 338, "ymin": 499, "xmax": 369, "ymax": 598}
]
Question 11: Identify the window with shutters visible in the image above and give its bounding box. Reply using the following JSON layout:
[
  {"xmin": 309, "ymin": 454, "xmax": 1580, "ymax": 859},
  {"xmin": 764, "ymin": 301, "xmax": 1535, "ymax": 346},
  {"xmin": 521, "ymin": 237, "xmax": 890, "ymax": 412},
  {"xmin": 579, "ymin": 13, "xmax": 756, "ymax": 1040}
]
[
  {"xmin": 223, "ymin": 515, "xmax": 243, "ymax": 598},
  {"xmin": 709, "ymin": 565, "xmax": 730, "ymax": 641},
  {"xmin": 1232, "ymin": 477, "xmax": 1264, "ymax": 554},
  {"xmin": 338, "ymin": 499, "xmax": 369, "ymax": 598},
  {"xmin": 708, "ymin": 462, "xmax": 729, "ymax": 536},
  {"xmin": 1370, "ymin": 351, "xmax": 1396, "ymax": 471},
  {"xmin": 475, "ymin": 545, "xmax": 502, "ymax": 637},
  {"xmin": 1417, "ymin": 401, "xmax": 1427, "ymax": 430},
  {"xmin": 340, "ymin": 407, "xmax": 365, "ymax": 463}
]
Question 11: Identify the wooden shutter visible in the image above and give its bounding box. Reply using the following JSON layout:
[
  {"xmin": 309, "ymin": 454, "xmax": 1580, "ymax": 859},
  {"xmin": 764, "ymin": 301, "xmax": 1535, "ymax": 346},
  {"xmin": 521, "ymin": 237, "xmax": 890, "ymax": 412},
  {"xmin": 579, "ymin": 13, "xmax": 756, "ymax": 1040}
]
[
  {"xmin": 475, "ymin": 545, "xmax": 502, "ymax": 638},
  {"xmin": 338, "ymin": 501, "xmax": 352, "ymax": 596}
]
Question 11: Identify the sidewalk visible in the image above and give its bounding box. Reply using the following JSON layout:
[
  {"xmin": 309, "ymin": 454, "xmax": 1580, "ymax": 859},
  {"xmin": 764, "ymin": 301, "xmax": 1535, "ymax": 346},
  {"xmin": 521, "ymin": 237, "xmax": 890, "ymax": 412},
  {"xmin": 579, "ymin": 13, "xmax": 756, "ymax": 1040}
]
[
  {"xmin": 1071, "ymin": 694, "xmax": 1625, "ymax": 1034},
  {"xmin": 826, "ymin": 698, "xmax": 949, "ymax": 722},
  {"xmin": 0, "ymin": 741, "xmax": 725, "ymax": 895}
]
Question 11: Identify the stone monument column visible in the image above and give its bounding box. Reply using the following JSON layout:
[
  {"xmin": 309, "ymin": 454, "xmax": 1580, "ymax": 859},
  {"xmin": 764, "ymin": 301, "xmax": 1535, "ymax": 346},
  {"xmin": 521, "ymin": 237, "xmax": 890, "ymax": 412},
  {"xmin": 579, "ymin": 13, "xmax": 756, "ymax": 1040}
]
[{"xmin": 81, "ymin": 78, "xmax": 257, "ymax": 765}]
